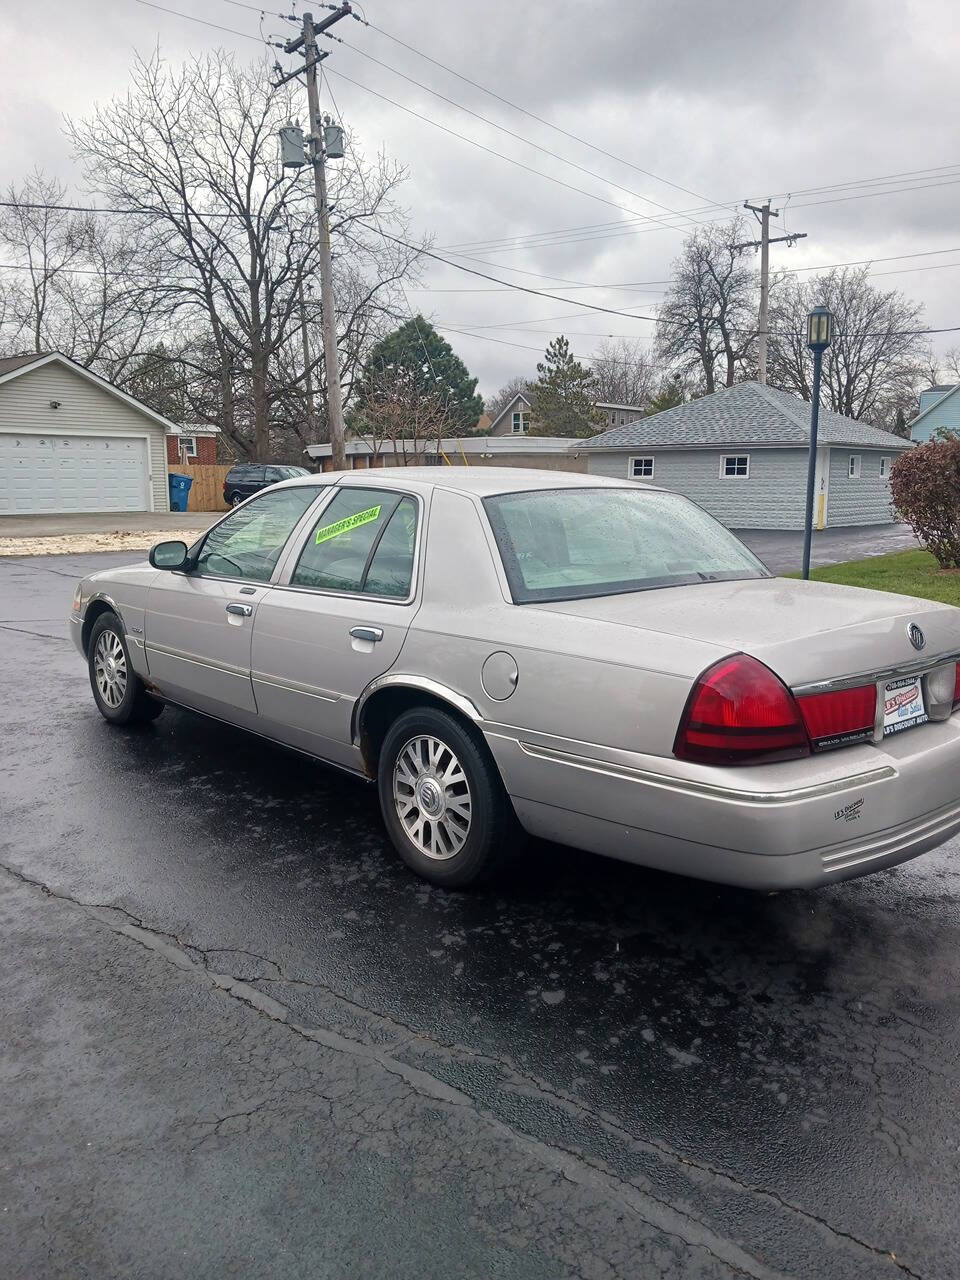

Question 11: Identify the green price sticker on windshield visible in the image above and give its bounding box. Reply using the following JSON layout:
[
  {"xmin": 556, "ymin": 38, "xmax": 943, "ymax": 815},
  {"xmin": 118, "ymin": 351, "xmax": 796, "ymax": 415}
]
[{"xmin": 314, "ymin": 504, "xmax": 381, "ymax": 545}]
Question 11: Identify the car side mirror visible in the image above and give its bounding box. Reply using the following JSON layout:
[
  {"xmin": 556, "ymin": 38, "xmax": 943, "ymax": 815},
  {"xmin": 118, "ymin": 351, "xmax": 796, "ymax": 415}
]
[{"xmin": 149, "ymin": 539, "xmax": 189, "ymax": 571}]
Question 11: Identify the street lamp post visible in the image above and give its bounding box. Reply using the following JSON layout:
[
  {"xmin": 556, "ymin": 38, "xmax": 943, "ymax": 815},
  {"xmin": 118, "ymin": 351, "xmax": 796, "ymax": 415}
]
[{"xmin": 801, "ymin": 305, "xmax": 833, "ymax": 579}]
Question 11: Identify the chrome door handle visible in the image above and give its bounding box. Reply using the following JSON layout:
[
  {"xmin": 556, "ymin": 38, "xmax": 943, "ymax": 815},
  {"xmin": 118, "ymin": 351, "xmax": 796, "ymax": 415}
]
[
  {"xmin": 350, "ymin": 625, "xmax": 383, "ymax": 643},
  {"xmin": 226, "ymin": 602, "xmax": 253, "ymax": 617}
]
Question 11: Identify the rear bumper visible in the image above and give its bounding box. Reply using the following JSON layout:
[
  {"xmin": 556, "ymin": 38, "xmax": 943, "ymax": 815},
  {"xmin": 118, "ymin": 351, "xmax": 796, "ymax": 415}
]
[{"xmin": 485, "ymin": 717, "xmax": 960, "ymax": 889}]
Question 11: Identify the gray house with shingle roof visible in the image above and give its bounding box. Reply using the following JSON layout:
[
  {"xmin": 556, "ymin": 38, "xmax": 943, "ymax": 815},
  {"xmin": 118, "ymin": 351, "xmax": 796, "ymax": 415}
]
[{"xmin": 582, "ymin": 381, "xmax": 911, "ymax": 530}]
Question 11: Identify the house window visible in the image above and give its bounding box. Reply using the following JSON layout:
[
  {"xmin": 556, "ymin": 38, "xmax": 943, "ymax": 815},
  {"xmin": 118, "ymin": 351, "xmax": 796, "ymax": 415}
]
[
  {"xmin": 848, "ymin": 454, "xmax": 861, "ymax": 479},
  {"xmin": 610, "ymin": 411, "xmax": 617, "ymax": 424},
  {"xmin": 721, "ymin": 454, "xmax": 749, "ymax": 478},
  {"xmin": 179, "ymin": 436, "xmax": 197, "ymax": 458},
  {"xmin": 620, "ymin": 414, "xmax": 626, "ymax": 425},
  {"xmin": 512, "ymin": 412, "xmax": 527, "ymax": 433},
  {"xmin": 630, "ymin": 457, "xmax": 654, "ymax": 479},
  {"xmin": 880, "ymin": 456, "xmax": 891, "ymax": 478}
]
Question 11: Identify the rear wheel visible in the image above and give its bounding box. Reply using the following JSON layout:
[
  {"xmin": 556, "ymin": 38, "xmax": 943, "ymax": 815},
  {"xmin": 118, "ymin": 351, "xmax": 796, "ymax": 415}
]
[
  {"xmin": 88, "ymin": 613, "xmax": 164, "ymax": 726},
  {"xmin": 229, "ymin": 491, "xmax": 243, "ymax": 507},
  {"xmin": 377, "ymin": 706, "xmax": 518, "ymax": 888}
]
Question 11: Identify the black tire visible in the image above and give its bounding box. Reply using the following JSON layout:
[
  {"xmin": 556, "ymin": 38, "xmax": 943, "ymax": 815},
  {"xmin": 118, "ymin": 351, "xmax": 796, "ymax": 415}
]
[
  {"xmin": 87, "ymin": 612, "xmax": 164, "ymax": 726},
  {"xmin": 229, "ymin": 491, "xmax": 243, "ymax": 507},
  {"xmin": 377, "ymin": 706, "xmax": 519, "ymax": 888}
]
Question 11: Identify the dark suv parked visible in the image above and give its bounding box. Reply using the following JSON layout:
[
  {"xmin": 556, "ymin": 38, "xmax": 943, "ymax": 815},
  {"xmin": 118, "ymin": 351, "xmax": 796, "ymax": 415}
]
[{"xmin": 222, "ymin": 463, "xmax": 310, "ymax": 507}]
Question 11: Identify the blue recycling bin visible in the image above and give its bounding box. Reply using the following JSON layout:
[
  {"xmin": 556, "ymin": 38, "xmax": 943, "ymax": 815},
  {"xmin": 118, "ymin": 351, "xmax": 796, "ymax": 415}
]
[{"xmin": 168, "ymin": 473, "xmax": 193, "ymax": 513}]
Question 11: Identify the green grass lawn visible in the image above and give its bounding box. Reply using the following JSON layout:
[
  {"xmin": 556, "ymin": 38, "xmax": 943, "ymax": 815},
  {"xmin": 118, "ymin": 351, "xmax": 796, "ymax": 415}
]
[{"xmin": 787, "ymin": 549, "xmax": 960, "ymax": 607}]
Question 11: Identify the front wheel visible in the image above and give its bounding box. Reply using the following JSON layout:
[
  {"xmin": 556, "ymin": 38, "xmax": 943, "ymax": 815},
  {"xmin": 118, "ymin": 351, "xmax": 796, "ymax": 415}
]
[
  {"xmin": 88, "ymin": 613, "xmax": 164, "ymax": 726},
  {"xmin": 377, "ymin": 706, "xmax": 518, "ymax": 888}
]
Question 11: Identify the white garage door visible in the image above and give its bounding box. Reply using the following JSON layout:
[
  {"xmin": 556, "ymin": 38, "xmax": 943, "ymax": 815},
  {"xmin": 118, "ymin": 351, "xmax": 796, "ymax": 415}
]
[{"xmin": 0, "ymin": 433, "xmax": 150, "ymax": 514}]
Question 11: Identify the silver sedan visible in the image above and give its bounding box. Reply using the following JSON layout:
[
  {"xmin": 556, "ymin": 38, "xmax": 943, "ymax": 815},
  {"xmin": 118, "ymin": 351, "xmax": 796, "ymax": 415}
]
[{"xmin": 71, "ymin": 468, "xmax": 960, "ymax": 889}]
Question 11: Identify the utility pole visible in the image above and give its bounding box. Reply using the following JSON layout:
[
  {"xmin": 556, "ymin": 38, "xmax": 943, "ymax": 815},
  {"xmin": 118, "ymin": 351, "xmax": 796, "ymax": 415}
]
[
  {"xmin": 298, "ymin": 279, "xmax": 317, "ymax": 444},
  {"xmin": 734, "ymin": 203, "xmax": 807, "ymax": 385},
  {"xmin": 281, "ymin": 5, "xmax": 352, "ymax": 470}
]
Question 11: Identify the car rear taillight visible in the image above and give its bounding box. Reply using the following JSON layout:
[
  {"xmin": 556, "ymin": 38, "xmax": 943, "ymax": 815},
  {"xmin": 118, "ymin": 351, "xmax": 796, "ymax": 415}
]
[
  {"xmin": 674, "ymin": 654, "xmax": 810, "ymax": 765},
  {"xmin": 954, "ymin": 662, "xmax": 960, "ymax": 709},
  {"xmin": 796, "ymin": 685, "xmax": 876, "ymax": 750}
]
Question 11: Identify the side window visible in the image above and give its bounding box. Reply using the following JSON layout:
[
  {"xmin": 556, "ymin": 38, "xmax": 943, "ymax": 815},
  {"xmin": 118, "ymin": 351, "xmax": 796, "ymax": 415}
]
[
  {"xmin": 195, "ymin": 487, "xmax": 318, "ymax": 582},
  {"xmin": 291, "ymin": 488, "xmax": 418, "ymax": 597},
  {"xmin": 363, "ymin": 498, "xmax": 418, "ymax": 597}
]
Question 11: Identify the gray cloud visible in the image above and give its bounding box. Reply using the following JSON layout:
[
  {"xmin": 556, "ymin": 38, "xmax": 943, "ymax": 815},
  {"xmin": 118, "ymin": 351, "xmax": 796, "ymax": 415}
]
[{"xmin": 2, "ymin": 0, "xmax": 958, "ymax": 395}]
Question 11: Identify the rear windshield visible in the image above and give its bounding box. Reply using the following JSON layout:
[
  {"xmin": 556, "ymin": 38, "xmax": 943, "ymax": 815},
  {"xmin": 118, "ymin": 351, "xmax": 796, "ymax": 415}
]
[{"xmin": 483, "ymin": 487, "xmax": 768, "ymax": 603}]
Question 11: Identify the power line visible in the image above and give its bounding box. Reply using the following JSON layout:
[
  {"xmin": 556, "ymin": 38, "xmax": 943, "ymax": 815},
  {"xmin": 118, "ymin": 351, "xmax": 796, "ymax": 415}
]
[
  {"xmin": 440, "ymin": 174, "xmax": 960, "ymax": 257},
  {"xmin": 324, "ymin": 67, "xmax": 713, "ymax": 234},
  {"xmin": 134, "ymin": 0, "xmax": 266, "ymax": 43},
  {"xmin": 320, "ymin": 34, "xmax": 715, "ymax": 234},
  {"xmin": 361, "ymin": 18, "xmax": 730, "ymax": 212},
  {"xmin": 373, "ymin": 230, "xmax": 960, "ymax": 337}
]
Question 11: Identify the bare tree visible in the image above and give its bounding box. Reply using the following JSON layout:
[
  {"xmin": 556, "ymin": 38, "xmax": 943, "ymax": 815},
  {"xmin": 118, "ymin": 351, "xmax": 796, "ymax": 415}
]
[
  {"xmin": 767, "ymin": 266, "xmax": 930, "ymax": 429},
  {"xmin": 485, "ymin": 375, "xmax": 530, "ymax": 419},
  {"xmin": 590, "ymin": 338, "xmax": 660, "ymax": 407},
  {"xmin": 655, "ymin": 218, "xmax": 758, "ymax": 393},
  {"xmin": 350, "ymin": 361, "xmax": 454, "ymax": 464},
  {"xmin": 68, "ymin": 51, "xmax": 418, "ymax": 460},
  {"xmin": 0, "ymin": 171, "xmax": 165, "ymax": 372}
]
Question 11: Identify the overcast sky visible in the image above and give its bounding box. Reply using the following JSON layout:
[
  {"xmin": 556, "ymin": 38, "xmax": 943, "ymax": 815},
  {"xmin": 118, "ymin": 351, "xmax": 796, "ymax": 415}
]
[{"xmin": 2, "ymin": 0, "xmax": 958, "ymax": 397}]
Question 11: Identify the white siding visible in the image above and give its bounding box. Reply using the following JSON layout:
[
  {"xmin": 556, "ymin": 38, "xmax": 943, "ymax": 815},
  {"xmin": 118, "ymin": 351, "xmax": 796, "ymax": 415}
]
[
  {"xmin": 587, "ymin": 447, "xmax": 810, "ymax": 529},
  {"xmin": 826, "ymin": 448, "xmax": 897, "ymax": 526},
  {"xmin": 0, "ymin": 362, "xmax": 169, "ymax": 512}
]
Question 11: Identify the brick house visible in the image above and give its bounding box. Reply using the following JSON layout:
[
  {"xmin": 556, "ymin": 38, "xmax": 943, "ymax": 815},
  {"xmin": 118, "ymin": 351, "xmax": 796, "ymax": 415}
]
[{"xmin": 165, "ymin": 424, "xmax": 221, "ymax": 467}]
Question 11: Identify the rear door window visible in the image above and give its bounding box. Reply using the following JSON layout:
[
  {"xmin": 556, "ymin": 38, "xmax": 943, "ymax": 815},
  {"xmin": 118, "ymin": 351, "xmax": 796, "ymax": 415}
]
[{"xmin": 291, "ymin": 488, "xmax": 418, "ymax": 597}]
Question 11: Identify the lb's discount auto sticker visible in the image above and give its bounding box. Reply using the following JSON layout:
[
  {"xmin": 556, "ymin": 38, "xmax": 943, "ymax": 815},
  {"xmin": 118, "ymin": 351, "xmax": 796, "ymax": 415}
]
[{"xmin": 314, "ymin": 505, "xmax": 382, "ymax": 545}]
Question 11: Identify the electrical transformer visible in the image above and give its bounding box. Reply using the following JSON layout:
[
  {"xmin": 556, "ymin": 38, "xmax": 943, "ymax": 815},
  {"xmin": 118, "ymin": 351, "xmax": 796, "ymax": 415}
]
[
  {"xmin": 323, "ymin": 124, "xmax": 345, "ymax": 159},
  {"xmin": 279, "ymin": 125, "xmax": 307, "ymax": 169}
]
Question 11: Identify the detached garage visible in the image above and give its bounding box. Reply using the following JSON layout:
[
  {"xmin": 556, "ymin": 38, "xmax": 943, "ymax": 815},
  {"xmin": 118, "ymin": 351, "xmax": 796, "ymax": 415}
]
[{"xmin": 0, "ymin": 352, "xmax": 171, "ymax": 515}]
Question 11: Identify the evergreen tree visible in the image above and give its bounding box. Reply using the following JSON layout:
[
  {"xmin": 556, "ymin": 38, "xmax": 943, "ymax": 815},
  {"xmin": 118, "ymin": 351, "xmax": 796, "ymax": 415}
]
[
  {"xmin": 359, "ymin": 317, "xmax": 483, "ymax": 433},
  {"xmin": 645, "ymin": 373, "xmax": 686, "ymax": 416},
  {"xmin": 528, "ymin": 335, "xmax": 602, "ymax": 437}
]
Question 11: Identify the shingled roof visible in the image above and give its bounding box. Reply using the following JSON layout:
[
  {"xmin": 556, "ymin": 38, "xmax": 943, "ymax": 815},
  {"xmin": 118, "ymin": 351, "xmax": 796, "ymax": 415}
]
[{"xmin": 582, "ymin": 381, "xmax": 911, "ymax": 451}]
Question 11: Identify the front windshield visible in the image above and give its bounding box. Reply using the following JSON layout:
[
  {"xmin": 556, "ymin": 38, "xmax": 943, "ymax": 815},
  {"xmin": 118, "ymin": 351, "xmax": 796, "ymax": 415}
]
[
  {"xmin": 276, "ymin": 465, "xmax": 310, "ymax": 478},
  {"xmin": 483, "ymin": 487, "xmax": 768, "ymax": 604}
]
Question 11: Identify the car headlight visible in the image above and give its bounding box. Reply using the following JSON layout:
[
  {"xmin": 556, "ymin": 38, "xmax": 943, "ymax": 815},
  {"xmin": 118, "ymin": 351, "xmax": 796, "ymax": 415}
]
[{"xmin": 72, "ymin": 584, "xmax": 83, "ymax": 613}]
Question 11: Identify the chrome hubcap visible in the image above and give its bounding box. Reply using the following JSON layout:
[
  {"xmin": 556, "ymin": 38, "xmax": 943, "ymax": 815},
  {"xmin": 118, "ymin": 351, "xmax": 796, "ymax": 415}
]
[
  {"xmin": 393, "ymin": 735, "xmax": 472, "ymax": 861},
  {"xmin": 94, "ymin": 631, "xmax": 127, "ymax": 708}
]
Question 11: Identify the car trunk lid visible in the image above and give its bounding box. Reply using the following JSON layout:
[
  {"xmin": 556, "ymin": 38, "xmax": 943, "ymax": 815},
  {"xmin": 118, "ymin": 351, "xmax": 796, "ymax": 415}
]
[{"xmin": 536, "ymin": 576, "xmax": 960, "ymax": 690}]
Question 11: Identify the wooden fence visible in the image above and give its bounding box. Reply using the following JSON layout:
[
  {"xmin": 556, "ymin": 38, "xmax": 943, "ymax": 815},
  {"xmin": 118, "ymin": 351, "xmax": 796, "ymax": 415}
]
[{"xmin": 167, "ymin": 464, "xmax": 231, "ymax": 512}]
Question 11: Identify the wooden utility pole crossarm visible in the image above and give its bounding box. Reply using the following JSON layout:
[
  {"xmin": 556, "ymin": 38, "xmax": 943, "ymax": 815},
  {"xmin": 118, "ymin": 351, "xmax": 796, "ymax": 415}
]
[{"xmin": 735, "ymin": 202, "xmax": 807, "ymax": 385}]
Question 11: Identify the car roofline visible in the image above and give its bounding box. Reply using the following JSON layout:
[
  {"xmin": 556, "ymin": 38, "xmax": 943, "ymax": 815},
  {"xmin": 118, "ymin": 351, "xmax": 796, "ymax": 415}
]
[{"xmin": 269, "ymin": 467, "xmax": 664, "ymax": 500}]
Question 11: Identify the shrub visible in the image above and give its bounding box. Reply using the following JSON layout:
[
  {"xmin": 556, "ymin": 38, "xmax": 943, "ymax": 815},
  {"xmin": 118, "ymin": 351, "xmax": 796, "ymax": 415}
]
[{"xmin": 890, "ymin": 437, "xmax": 960, "ymax": 569}]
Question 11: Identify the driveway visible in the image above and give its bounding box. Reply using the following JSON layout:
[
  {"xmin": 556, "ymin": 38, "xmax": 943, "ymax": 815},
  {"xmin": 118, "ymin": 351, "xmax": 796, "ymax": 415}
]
[
  {"xmin": 737, "ymin": 523, "xmax": 919, "ymax": 575},
  {"xmin": 2, "ymin": 551, "xmax": 959, "ymax": 1279}
]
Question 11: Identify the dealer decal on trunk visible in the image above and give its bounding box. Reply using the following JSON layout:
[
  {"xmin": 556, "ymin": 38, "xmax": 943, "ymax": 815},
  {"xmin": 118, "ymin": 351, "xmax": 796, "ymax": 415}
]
[{"xmin": 835, "ymin": 798, "xmax": 864, "ymax": 824}]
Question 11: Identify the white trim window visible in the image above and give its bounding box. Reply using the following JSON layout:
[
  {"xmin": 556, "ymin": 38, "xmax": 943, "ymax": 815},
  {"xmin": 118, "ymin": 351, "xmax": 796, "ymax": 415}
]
[
  {"xmin": 848, "ymin": 454, "xmax": 861, "ymax": 479},
  {"xmin": 721, "ymin": 454, "xmax": 749, "ymax": 478},
  {"xmin": 511, "ymin": 411, "xmax": 527, "ymax": 434},
  {"xmin": 879, "ymin": 456, "xmax": 891, "ymax": 479},
  {"xmin": 630, "ymin": 456, "xmax": 654, "ymax": 479},
  {"xmin": 179, "ymin": 435, "xmax": 198, "ymax": 458}
]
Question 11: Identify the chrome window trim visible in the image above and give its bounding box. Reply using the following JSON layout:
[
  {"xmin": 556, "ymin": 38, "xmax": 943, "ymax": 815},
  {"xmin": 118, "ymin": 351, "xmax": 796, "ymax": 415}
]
[
  {"xmin": 275, "ymin": 485, "xmax": 426, "ymax": 607},
  {"xmin": 792, "ymin": 649, "xmax": 960, "ymax": 697},
  {"xmin": 184, "ymin": 485, "xmax": 332, "ymax": 588}
]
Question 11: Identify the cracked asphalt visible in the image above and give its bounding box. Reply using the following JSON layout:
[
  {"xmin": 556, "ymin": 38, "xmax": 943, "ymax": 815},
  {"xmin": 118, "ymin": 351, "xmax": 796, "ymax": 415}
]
[{"xmin": 2, "ymin": 552, "xmax": 959, "ymax": 1280}]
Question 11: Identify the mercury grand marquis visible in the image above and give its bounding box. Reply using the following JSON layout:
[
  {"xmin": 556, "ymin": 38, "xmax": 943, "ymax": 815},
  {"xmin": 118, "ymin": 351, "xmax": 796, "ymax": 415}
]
[{"xmin": 71, "ymin": 468, "xmax": 960, "ymax": 889}]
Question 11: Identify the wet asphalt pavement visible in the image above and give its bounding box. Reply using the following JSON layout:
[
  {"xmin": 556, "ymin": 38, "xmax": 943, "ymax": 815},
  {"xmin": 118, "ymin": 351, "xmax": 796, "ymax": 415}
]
[{"xmin": 2, "ymin": 552, "xmax": 959, "ymax": 1280}]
